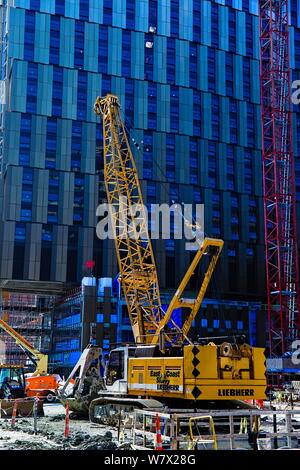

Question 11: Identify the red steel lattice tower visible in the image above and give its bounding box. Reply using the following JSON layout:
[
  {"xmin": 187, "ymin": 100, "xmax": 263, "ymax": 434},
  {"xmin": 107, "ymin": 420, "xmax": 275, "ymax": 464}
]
[{"xmin": 259, "ymin": 0, "xmax": 300, "ymax": 357}]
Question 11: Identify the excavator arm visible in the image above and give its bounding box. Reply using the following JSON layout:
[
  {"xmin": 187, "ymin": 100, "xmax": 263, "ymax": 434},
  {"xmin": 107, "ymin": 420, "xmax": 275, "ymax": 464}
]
[{"xmin": 0, "ymin": 319, "xmax": 48, "ymax": 376}]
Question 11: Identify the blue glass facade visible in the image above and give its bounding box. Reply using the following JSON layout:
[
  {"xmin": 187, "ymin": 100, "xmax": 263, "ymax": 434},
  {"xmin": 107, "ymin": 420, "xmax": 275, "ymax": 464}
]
[
  {"xmin": 0, "ymin": 0, "xmax": 299, "ymax": 304},
  {"xmin": 49, "ymin": 282, "xmax": 264, "ymax": 370}
]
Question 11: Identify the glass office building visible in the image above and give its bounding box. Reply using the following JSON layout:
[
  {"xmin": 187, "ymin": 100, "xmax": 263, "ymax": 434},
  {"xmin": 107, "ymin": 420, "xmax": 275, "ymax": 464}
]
[{"xmin": 0, "ymin": 0, "xmax": 299, "ymax": 304}]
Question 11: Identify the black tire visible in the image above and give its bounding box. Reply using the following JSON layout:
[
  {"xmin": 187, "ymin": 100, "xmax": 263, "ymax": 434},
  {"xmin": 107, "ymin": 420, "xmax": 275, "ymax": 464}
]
[{"xmin": 45, "ymin": 392, "xmax": 56, "ymax": 403}]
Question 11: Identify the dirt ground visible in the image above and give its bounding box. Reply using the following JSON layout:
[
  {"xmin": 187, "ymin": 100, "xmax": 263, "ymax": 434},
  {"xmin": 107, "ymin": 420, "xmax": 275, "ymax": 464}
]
[
  {"xmin": 1, "ymin": 400, "xmax": 300, "ymax": 451},
  {"xmin": 0, "ymin": 402, "xmax": 132, "ymax": 450}
]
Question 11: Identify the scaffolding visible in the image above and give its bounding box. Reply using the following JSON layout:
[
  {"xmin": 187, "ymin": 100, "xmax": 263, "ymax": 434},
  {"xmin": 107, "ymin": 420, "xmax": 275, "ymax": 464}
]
[{"xmin": 0, "ymin": 290, "xmax": 56, "ymax": 367}]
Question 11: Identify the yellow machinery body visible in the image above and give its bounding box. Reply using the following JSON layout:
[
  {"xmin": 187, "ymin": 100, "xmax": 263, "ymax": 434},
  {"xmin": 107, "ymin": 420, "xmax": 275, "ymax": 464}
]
[{"xmin": 128, "ymin": 345, "xmax": 266, "ymax": 401}]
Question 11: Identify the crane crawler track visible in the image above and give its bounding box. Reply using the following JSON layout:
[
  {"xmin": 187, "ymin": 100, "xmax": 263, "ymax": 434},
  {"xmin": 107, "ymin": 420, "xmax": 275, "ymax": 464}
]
[{"xmin": 89, "ymin": 396, "xmax": 164, "ymax": 425}]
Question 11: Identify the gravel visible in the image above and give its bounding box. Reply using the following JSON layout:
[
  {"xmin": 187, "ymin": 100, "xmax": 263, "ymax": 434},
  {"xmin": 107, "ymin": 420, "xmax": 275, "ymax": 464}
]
[{"xmin": 0, "ymin": 403, "xmax": 133, "ymax": 451}]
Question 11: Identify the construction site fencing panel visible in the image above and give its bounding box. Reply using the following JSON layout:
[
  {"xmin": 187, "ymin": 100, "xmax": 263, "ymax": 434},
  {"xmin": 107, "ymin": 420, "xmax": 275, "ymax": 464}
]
[{"xmin": 132, "ymin": 409, "xmax": 300, "ymax": 450}]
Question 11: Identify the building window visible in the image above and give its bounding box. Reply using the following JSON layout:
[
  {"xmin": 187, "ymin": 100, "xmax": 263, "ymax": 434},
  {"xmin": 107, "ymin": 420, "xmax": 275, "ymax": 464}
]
[
  {"xmin": 189, "ymin": 138, "xmax": 198, "ymax": 185},
  {"xmin": 74, "ymin": 20, "xmax": 84, "ymax": 70},
  {"xmin": 243, "ymin": 57, "xmax": 251, "ymax": 101},
  {"xmin": 143, "ymin": 131, "xmax": 153, "ymax": 180},
  {"xmin": 167, "ymin": 38, "xmax": 176, "ymax": 84},
  {"xmin": 228, "ymin": 10, "xmax": 236, "ymax": 53},
  {"xmin": 79, "ymin": 0, "xmax": 89, "ymax": 20},
  {"xmin": 247, "ymin": 103, "xmax": 255, "ymax": 147},
  {"xmin": 208, "ymin": 142, "xmax": 217, "ymax": 188},
  {"xmin": 48, "ymin": 171, "xmax": 59, "ymax": 224},
  {"xmin": 55, "ymin": 0, "xmax": 65, "ymax": 16},
  {"xmin": 193, "ymin": 187, "xmax": 203, "ymax": 203},
  {"xmin": 50, "ymin": 16, "xmax": 60, "ymax": 65},
  {"xmin": 52, "ymin": 66, "xmax": 63, "ymax": 117},
  {"xmin": 170, "ymin": 0, "xmax": 179, "ymax": 38},
  {"xmin": 229, "ymin": 99, "xmax": 237, "ymax": 144},
  {"xmin": 20, "ymin": 208, "xmax": 32, "ymax": 221},
  {"xmin": 15, "ymin": 223, "xmax": 26, "ymax": 242},
  {"xmin": 71, "ymin": 121, "xmax": 82, "ymax": 172},
  {"xmin": 101, "ymin": 74, "xmax": 111, "ymax": 96},
  {"xmin": 45, "ymin": 118, "xmax": 57, "ymax": 169},
  {"xmin": 26, "ymin": 63, "xmax": 38, "ymax": 114},
  {"xmin": 211, "ymin": 2, "xmax": 219, "ymax": 48},
  {"xmin": 77, "ymin": 71, "xmax": 87, "ymax": 120},
  {"xmin": 149, "ymin": 0, "xmax": 157, "ymax": 28},
  {"xmin": 245, "ymin": 14, "xmax": 253, "ymax": 57},
  {"xmin": 169, "ymin": 183, "xmax": 179, "ymax": 203},
  {"xmin": 30, "ymin": 0, "xmax": 40, "ymax": 10},
  {"xmin": 212, "ymin": 189, "xmax": 221, "ymax": 236},
  {"xmin": 212, "ymin": 95, "xmax": 219, "ymax": 140},
  {"xmin": 193, "ymin": 0, "xmax": 201, "ymax": 42},
  {"xmin": 125, "ymin": 79, "xmax": 134, "ymax": 126},
  {"xmin": 226, "ymin": 145, "xmax": 235, "ymax": 190},
  {"xmin": 145, "ymin": 33, "xmax": 154, "ymax": 81},
  {"xmin": 98, "ymin": 25, "xmax": 108, "ymax": 74},
  {"xmin": 193, "ymin": 90, "xmax": 201, "ymax": 136},
  {"xmin": 166, "ymin": 134, "xmax": 176, "ymax": 182},
  {"xmin": 170, "ymin": 86, "xmax": 179, "ymax": 132},
  {"xmin": 24, "ymin": 11, "xmax": 35, "ymax": 62},
  {"xmin": 189, "ymin": 43, "xmax": 197, "ymax": 88},
  {"xmin": 148, "ymin": 82, "xmax": 157, "ymax": 130},
  {"xmin": 127, "ymin": 0, "xmax": 136, "ymax": 29},
  {"xmin": 103, "ymin": 0, "xmax": 112, "ymax": 25},
  {"xmin": 122, "ymin": 30, "xmax": 131, "ymax": 78},
  {"xmin": 230, "ymin": 192, "xmax": 239, "ymax": 240},
  {"xmin": 208, "ymin": 48, "xmax": 216, "ymax": 93},
  {"xmin": 242, "ymin": 0, "xmax": 249, "ymax": 12},
  {"xmin": 226, "ymin": 53, "xmax": 233, "ymax": 97},
  {"xmin": 22, "ymin": 189, "xmax": 33, "ymax": 203},
  {"xmin": 19, "ymin": 114, "xmax": 32, "ymax": 166}
]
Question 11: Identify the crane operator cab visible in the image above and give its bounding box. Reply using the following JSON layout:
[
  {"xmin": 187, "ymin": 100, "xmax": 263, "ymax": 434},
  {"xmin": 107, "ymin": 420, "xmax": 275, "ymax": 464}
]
[
  {"xmin": 0, "ymin": 365, "xmax": 26, "ymax": 399},
  {"xmin": 105, "ymin": 347, "xmax": 136, "ymax": 393}
]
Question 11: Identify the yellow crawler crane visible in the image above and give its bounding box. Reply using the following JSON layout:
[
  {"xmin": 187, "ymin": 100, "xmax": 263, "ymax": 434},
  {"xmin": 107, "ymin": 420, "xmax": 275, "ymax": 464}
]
[{"xmin": 87, "ymin": 95, "xmax": 266, "ymax": 422}]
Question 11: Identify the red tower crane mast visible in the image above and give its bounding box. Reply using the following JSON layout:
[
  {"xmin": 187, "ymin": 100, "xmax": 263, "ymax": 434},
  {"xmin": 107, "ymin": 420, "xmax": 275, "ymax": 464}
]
[{"xmin": 259, "ymin": 0, "xmax": 300, "ymax": 360}]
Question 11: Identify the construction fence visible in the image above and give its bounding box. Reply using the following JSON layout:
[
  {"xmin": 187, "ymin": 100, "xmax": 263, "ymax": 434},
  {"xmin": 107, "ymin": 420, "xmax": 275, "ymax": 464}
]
[{"xmin": 120, "ymin": 408, "xmax": 300, "ymax": 450}]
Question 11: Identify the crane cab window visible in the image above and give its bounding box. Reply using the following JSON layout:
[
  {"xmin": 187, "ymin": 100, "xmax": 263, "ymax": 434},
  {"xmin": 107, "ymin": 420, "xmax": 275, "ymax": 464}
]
[{"xmin": 106, "ymin": 351, "xmax": 124, "ymax": 385}]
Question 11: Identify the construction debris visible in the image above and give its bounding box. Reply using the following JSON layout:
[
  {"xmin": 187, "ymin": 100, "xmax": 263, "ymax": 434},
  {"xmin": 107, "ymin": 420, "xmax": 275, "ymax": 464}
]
[{"xmin": 0, "ymin": 404, "xmax": 132, "ymax": 450}]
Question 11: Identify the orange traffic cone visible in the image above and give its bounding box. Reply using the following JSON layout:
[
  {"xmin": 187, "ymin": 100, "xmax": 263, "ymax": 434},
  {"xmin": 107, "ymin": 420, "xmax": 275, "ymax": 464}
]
[
  {"xmin": 10, "ymin": 399, "xmax": 18, "ymax": 428},
  {"xmin": 64, "ymin": 401, "xmax": 70, "ymax": 438},
  {"xmin": 155, "ymin": 413, "xmax": 163, "ymax": 450}
]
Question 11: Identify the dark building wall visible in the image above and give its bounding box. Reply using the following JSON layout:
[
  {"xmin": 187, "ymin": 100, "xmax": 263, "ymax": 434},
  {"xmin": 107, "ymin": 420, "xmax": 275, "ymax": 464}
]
[
  {"xmin": 0, "ymin": 1, "xmax": 299, "ymax": 304},
  {"xmin": 81, "ymin": 285, "xmax": 97, "ymax": 348}
]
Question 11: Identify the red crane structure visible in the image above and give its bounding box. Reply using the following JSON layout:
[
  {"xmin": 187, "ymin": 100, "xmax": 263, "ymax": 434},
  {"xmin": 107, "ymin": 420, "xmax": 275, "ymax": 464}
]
[{"xmin": 259, "ymin": 0, "xmax": 300, "ymax": 365}]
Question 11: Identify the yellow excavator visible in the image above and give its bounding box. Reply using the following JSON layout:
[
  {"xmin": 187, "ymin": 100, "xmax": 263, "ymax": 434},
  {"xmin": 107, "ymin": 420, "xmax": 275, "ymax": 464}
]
[{"xmin": 60, "ymin": 95, "xmax": 266, "ymax": 421}]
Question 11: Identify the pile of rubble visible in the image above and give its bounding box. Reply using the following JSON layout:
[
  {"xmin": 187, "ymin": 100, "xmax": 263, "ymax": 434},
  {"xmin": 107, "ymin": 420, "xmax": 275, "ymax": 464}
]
[{"xmin": 0, "ymin": 413, "xmax": 132, "ymax": 451}]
